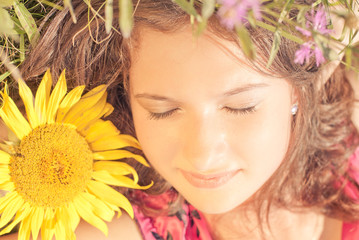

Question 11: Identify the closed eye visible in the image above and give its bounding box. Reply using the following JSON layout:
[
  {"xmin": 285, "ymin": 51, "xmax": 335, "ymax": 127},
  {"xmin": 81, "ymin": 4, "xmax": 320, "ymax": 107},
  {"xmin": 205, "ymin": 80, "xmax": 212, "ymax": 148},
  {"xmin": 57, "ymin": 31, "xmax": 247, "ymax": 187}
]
[
  {"xmin": 148, "ymin": 108, "xmax": 179, "ymax": 120},
  {"xmin": 223, "ymin": 106, "xmax": 257, "ymax": 115}
]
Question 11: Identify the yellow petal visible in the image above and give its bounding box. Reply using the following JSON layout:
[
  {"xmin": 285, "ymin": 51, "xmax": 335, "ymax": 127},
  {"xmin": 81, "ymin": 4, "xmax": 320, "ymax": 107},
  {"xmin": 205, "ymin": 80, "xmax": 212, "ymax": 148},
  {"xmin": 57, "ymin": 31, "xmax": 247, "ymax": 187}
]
[
  {"xmin": 46, "ymin": 69, "xmax": 67, "ymax": 124},
  {"xmin": 87, "ymin": 180, "xmax": 134, "ymax": 218},
  {"xmin": 90, "ymin": 134, "xmax": 141, "ymax": 151},
  {"xmin": 31, "ymin": 207, "xmax": 44, "ymax": 240},
  {"xmin": 18, "ymin": 79, "xmax": 40, "ymax": 128},
  {"xmin": 82, "ymin": 192, "xmax": 114, "ymax": 222},
  {"xmin": 56, "ymin": 85, "xmax": 85, "ymax": 122},
  {"xmin": 0, "ymin": 194, "xmax": 24, "ymax": 228},
  {"xmin": 0, "ymin": 181, "xmax": 14, "ymax": 191},
  {"xmin": 93, "ymin": 161, "xmax": 139, "ymax": 183},
  {"xmin": 102, "ymin": 103, "xmax": 114, "ymax": 118},
  {"xmin": 0, "ymin": 150, "xmax": 10, "ymax": 164},
  {"xmin": 54, "ymin": 207, "xmax": 69, "ymax": 240},
  {"xmin": 0, "ymin": 191, "xmax": 17, "ymax": 213},
  {"xmin": 67, "ymin": 203, "xmax": 80, "ymax": 231},
  {"xmin": 82, "ymin": 120, "xmax": 120, "ymax": 143},
  {"xmin": 73, "ymin": 194, "xmax": 108, "ymax": 236},
  {"xmin": 0, "ymin": 202, "xmax": 31, "ymax": 235},
  {"xmin": 56, "ymin": 207, "xmax": 76, "ymax": 240},
  {"xmin": 61, "ymin": 85, "xmax": 107, "ymax": 124},
  {"xmin": 35, "ymin": 69, "xmax": 53, "ymax": 124},
  {"xmin": 70, "ymin": 92, "xmax": 107, "ymax": 129},
  {"xmin": 0, "ymin": 165, "xmax": 10, "ymax": 174},
  {"xmin": 41, "ymin": 208, "xmax": 55, "ymax": 240},
  {"xmin": 0, "ymin": 91, "xmax": 31, "ymax": 139},
  {"xmin": 0, "ymin": 172, "xmax": 11, "ymax": 183},
  {"xmin": 18, "ymin": 213, "xmax": 31, "ymax": 240},
  {"xmin": 92, "ymin": 170, "xmax": 152, "ymax": 190},
  {"xmin": 93, "ymin": 149, "xmax": 149, "ymax": 166},
  {"xmin": 78, "ymin": 102, "xmax": 113, "ymax": 131}
]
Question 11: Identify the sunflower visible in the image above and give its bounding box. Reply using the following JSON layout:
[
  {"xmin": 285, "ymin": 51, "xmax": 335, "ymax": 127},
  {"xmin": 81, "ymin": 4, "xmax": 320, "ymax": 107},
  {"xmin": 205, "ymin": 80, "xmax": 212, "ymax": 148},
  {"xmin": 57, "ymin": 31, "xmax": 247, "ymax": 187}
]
[{"xmin": 0, "ymin": 69, "xmax": 151, "ymax": 240}]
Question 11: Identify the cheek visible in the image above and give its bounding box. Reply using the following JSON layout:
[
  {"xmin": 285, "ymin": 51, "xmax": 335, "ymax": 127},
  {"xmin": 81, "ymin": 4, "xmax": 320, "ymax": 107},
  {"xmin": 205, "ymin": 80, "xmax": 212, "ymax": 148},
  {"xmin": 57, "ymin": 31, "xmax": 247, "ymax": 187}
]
[
  {"xmin": 230, "ymin": 92, "xmax": 292, "ymax": 178},
  {"xmin": 131, "ymin": 105, "xmax": 179, "ymax": 169}
]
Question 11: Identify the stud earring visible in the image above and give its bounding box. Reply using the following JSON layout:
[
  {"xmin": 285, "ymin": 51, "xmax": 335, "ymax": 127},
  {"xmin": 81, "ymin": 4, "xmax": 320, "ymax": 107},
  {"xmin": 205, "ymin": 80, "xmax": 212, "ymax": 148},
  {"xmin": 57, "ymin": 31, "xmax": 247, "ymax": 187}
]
[{"xmin": 291, "ymin": 103, "xmax": 298, "ymax": 115}]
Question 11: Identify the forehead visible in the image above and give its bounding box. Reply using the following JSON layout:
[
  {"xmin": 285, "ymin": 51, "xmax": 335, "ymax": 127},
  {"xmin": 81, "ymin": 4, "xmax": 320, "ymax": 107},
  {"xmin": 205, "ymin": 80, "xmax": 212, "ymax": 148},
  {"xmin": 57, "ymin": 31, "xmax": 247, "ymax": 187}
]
[{"xmin": 129, "ymin": 27, "xmax": 277, "ymax": 94}]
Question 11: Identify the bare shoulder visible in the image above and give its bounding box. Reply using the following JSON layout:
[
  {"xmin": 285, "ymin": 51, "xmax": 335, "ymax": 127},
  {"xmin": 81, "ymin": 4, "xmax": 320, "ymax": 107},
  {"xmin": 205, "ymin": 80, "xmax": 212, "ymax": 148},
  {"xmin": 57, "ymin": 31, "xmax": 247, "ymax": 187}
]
[
  {"xmin": 0, "ymin": 214, "xmax": 143, "ymax": 240},
  {"xmin": 75, "ymin": 213, "xmax": 143, "ymax": 240}
]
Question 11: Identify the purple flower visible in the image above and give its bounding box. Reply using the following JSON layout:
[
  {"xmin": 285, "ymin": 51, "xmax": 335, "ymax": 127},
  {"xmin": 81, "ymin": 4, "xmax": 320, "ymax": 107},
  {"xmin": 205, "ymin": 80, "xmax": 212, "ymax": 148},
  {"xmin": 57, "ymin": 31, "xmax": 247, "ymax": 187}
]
[
  {"xmin": 217, "ymin": 0, "xmax": 262, "ymax": 29},
  {"xmin": 294, "ymin": 42, "xmax": 313, "ymax": 65},
  {"xmin": 296, "ymin": 6, "xmax": 332, "ymax": 37},
  {"xmin": 295, "ymin": 6, "xmax": 331, "ymax": 67},
  {"xmin": 313, "ymin": 46, "xmax": 325, "ymax": 67},
  {"xmin": 307, "ymin": 6, "xmax": 332, "ymax": 35},
  {"xmin": 294, "ymin": 42, "xmax": 326, "ymax": 67}
]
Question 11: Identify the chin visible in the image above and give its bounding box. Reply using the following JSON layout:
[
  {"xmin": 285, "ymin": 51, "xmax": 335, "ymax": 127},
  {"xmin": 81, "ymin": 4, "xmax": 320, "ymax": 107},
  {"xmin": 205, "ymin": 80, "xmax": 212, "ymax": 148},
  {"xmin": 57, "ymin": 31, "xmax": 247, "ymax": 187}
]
[{"xmin": 180, "ymin": 189, "xmax": 246, "ymax": 214}]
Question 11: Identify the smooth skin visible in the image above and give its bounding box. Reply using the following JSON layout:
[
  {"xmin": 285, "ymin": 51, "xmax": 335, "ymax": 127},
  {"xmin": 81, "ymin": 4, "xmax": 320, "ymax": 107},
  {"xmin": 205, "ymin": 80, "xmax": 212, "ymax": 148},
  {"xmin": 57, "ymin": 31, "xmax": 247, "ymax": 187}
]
[
  {"xmin": 126, "ymin": 27, "xmax": 344, "ymax": 240},
  {"xmin": 130, "ymin": 27, "xmax": 294, "ymax": 215}
]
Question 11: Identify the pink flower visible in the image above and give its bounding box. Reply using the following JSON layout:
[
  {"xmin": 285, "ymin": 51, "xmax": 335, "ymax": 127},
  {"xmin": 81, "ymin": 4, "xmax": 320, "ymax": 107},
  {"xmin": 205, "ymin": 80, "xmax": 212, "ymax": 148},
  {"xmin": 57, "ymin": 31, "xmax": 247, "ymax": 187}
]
[
  {"xmin": 307, "ymin": 6, "xmax": 332, "ymax": 35},
  {"xmin": 294, "ymin": 42, "xmax": 313, "ymax": 65},
  {"xmin": 314, "ymin": 46, "xmax": 325, "ymax": 67},
  {"xmin": 295, "ymin": 6, "xmax": 332, "ymax": 67},
  {"xmin": 217, "ymin": 0, "xmax": 261, "ymax": 29}
]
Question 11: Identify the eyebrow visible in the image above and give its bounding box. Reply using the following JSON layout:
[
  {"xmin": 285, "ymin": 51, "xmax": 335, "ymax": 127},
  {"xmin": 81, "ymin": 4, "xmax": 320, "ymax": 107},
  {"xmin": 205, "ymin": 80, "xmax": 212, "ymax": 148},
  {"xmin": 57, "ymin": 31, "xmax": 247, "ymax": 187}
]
[
  {"xmin": 223, "ymin": 83, "xmax": 270, "ymax": 97},
  {"xmin": 135, "ymin": 83, "xmax": 270, "ymax": 101},
  {"xmin": 134, "ymin": 93, "xmax": 177, "ymax": 102}
]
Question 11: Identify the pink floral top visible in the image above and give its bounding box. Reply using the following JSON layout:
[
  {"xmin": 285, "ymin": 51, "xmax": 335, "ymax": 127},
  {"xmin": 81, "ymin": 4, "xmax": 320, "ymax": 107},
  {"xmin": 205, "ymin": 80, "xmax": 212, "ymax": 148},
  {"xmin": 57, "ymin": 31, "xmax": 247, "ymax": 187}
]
[
  {"xmin": 131, "ymin": 148, "xmax": 359, "ymax": 240},
  {"xmin": 131, "ymin": 191, "xmax": 359, "ymax": 240}
]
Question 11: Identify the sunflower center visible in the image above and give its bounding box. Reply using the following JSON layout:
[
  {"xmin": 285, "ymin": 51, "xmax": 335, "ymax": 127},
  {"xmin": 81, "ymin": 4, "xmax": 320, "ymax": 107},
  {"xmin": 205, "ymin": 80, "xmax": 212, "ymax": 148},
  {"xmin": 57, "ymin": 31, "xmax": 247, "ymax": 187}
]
[{"xmin": 10, "ymin": 123, "xmax": 93, "ymax": 207}]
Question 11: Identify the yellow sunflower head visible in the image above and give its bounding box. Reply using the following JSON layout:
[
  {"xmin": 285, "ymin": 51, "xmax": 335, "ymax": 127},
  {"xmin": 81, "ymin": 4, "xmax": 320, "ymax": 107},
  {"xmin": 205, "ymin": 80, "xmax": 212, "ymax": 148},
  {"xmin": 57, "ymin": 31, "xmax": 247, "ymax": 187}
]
[{"xmin": 0, "ymin": 69, "xmax": 151, "ymax": 240}]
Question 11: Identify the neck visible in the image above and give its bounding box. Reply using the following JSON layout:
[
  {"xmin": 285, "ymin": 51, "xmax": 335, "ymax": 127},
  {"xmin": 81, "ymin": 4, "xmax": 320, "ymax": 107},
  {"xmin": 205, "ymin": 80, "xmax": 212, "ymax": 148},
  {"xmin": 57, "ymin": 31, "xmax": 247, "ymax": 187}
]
[{"xmin": 202, "ymin": 206, "xmax": 342, "ymax": 240}]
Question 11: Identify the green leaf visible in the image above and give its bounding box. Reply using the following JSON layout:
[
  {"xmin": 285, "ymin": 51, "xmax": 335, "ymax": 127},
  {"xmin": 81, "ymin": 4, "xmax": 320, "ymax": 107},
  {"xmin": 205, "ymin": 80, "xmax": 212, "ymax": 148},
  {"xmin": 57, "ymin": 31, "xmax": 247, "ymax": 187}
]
[
  {"xmin": 278, "ymin": 0, "xmax": 293, "ymax": 24},
  {"xmin": 267, "ymin": 29, "xmax": 281, "ymax": 68},
  {"xmin": 256, "ymin": 20, "xmax": 303, "ymax": 44},
  {"xmin": 13, "ymin": 0, "xmax": 39, "ymax": 44},
  {"xmin": 0, "ymin": 0, "xmax": 14, "ymax": 8},
  {"xmin": 172, "ymin": 0, "xmax": 198, "ymax": 17},
  {"xmin": 201, "ymin": 0, "xmax": 215, "ymax": 19},
  {"xmin": 10, "ymin": 16, "xmax": 26, "ymax": 34},
  {"xmin": 19, "ymin": 33, "xmax": 24, "ymax": 62},
  {"xmin": 0, "ymin": 71, "xmax": 11, "ymax": 82},
  {"xmin": 195, "ymin": 18, "xmax": 207, "ymax": 36},
  {"xmin": 38, "ymin": 0, "xmax": 63, "ymax": 10},
  {"xmin": 235, "ymin": 25, "xmax": 255, "ymax": 60},
  {"xmin": 345, "ymin": 47, "xmax": 352, "ymax": 70},
  {"xmin": 0, "ymin": 8, "xmax": 17, "ymax": 36},
  {"xmin": 297, "ymin": 6, "xmax": 309, "ymax": 24},
  {"xmin": 105, "ymin": 0, "xmax": 113, "ymax": 33},
  {"xmin": 119, "ymin": 0, "xmax": 133, "ymax": 38},
  {"xmin": 64, "ymin": 0, "xmax": 76, "ymax": 23}
]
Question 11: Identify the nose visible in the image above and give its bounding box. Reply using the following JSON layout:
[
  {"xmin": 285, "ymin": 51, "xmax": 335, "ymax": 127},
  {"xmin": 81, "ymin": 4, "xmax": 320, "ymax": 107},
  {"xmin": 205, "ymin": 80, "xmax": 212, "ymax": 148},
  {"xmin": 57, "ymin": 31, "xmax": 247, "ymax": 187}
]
[{"xmin": 181, "ymin": 111, "xmax": 228, "ymax": 172}]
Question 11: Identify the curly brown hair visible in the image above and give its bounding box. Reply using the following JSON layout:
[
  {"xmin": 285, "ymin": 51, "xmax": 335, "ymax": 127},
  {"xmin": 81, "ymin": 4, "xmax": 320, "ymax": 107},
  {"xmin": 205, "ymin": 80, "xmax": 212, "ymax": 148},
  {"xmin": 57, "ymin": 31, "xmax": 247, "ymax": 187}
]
[{"xmin": 19, "ymin": 0, "xmax": 359, "ymax": 224}]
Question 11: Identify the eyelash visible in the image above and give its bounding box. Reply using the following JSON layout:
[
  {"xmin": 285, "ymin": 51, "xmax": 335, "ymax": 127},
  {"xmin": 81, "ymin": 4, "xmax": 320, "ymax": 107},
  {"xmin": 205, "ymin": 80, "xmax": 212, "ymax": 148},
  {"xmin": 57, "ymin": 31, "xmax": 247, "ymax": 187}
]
[
  {"xmin": 148, "ymin": 108, "xmax": 179, "ymax": 120},
  {"xmin": 223, "ymin": 106, "xmax": 257, "ymax": 115},
  {"xmin": 148, "ymin": 106, "xmax": 257, "ymax": 120}
]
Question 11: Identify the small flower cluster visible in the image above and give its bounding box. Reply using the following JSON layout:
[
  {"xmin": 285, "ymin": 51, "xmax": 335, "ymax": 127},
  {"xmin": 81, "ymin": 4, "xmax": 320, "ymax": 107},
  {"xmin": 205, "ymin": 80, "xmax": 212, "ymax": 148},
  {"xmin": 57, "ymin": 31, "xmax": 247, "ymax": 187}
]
[
  {"xmin": 294, "ymin": 6, "xmax": 332, "ymax": 67},
  {"xmin": 215, "ymin": 1, "xmax": 334, "ymax": 67},
  {"xmin": 217, "ymin": 0, "xmax": 262, "ymax": 29}
]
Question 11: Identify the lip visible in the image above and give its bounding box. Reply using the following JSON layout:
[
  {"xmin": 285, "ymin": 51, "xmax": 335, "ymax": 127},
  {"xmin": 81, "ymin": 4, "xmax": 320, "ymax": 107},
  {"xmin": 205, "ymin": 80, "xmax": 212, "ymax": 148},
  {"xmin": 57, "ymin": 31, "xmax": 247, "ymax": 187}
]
[{"xmin": 179, "ymin": 169, "xmax": 240, "ymax": 189}]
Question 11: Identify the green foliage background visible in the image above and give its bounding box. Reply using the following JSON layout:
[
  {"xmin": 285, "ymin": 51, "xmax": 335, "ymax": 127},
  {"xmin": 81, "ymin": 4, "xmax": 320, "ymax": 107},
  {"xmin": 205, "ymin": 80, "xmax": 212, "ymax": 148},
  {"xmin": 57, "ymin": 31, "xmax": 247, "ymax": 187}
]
[
  {"xmin": 0, "ymin": 0, "xmax": 358, "ymax": 86},
  {"xmin": 0, "ymin": 0, "xmax": 61, "ymax": 82}
]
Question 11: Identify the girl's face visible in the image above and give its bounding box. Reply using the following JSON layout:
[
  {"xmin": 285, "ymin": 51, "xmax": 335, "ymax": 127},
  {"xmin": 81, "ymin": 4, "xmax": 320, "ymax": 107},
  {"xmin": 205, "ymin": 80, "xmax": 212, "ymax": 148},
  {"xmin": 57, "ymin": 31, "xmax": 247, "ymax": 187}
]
[{"xmin": 129, "ymin": 28, "xmax": 295, "ymax": 214}]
